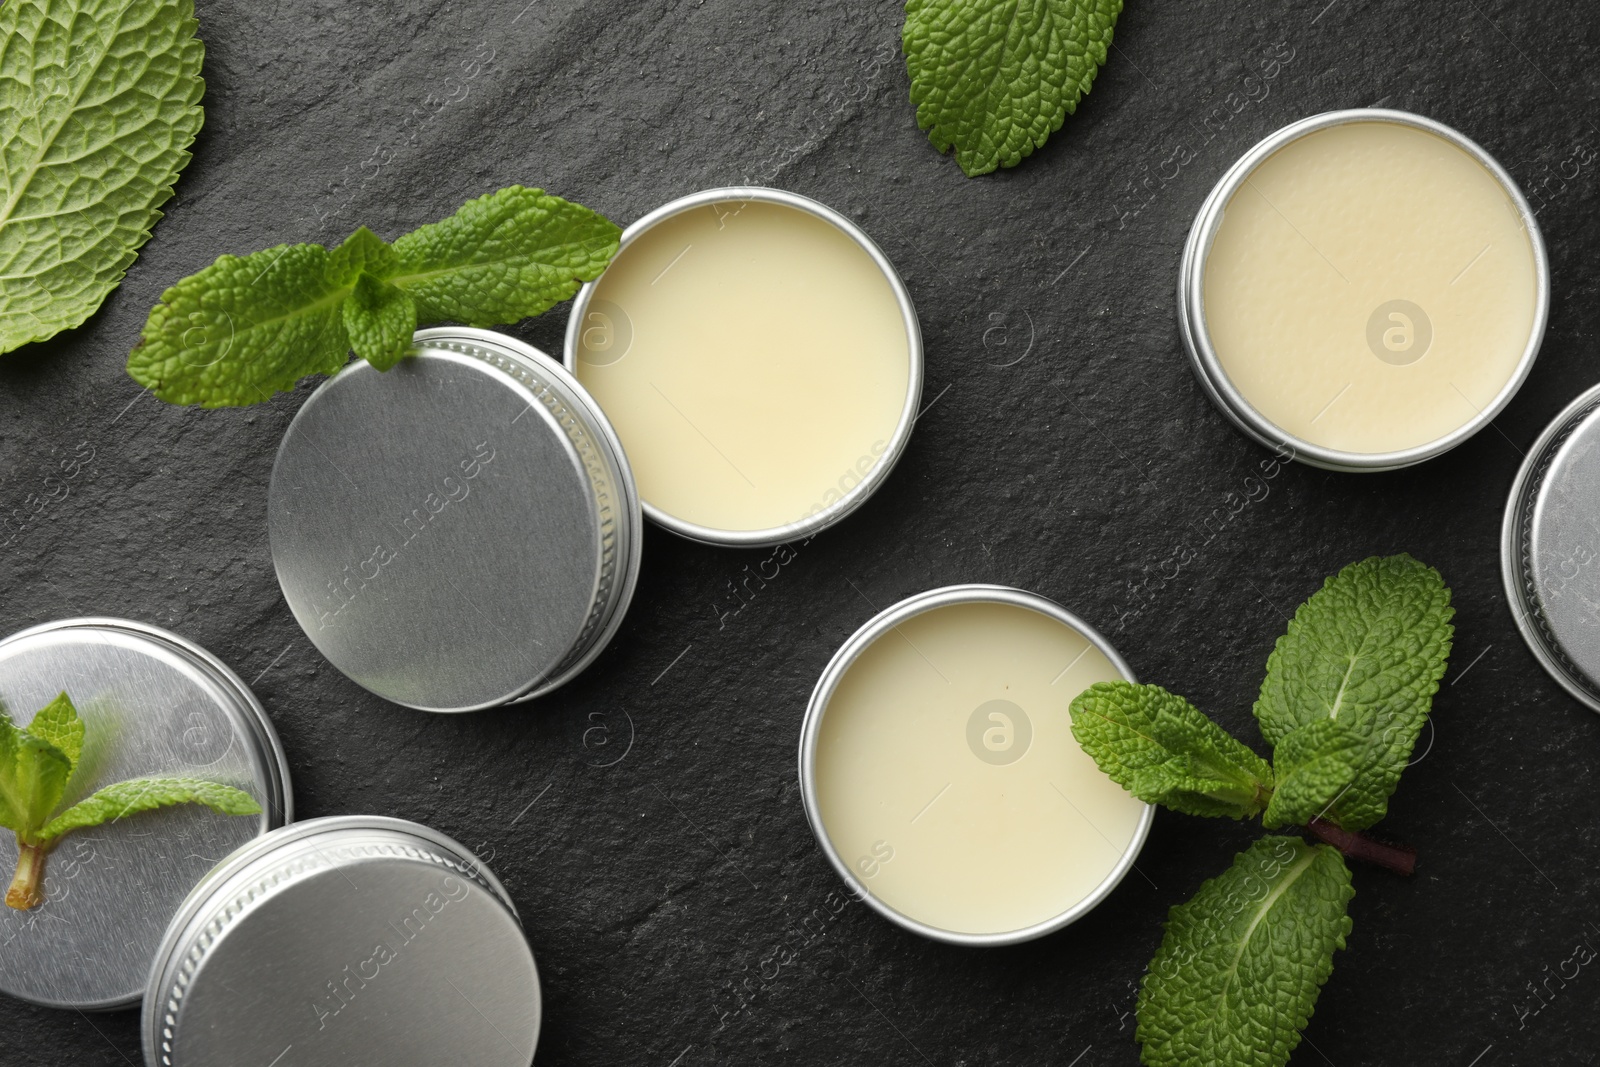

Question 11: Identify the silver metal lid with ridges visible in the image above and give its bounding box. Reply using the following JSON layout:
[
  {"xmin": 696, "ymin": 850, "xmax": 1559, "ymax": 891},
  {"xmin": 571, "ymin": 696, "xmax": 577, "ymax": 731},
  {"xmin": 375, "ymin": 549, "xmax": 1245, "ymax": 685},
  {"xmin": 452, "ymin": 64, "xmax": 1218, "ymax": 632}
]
[
  {"xmin": 0, "ymin": 618, "xmax": 290, "ymax": 1011},
  {"xmin": 269, "ymin": 328, "xmax": 642, "ymax": 712},
  {"xmin": 142, "ymin": 816, "xmax": 540, "ymax": 1067},
  {"xmin": 1178, "ymin": 109, "xmax": 1549, "ymax": 472},
  {"xmin": 1502, "ymin": 382, "xmax": 1600, "ymax": 712}
]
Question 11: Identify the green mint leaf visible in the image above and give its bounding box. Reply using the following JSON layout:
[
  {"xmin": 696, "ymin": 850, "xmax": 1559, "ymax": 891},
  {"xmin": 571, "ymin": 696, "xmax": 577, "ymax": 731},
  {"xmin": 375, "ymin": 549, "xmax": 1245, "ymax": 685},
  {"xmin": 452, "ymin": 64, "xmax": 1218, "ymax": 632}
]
[
  {"xmin": 388, "ymin": 186, "xmax": 620, "ymax": 325},
  {"xmin": 128, "ymin": 242, "xmax": 354, "ymax": 406},
  {"xmin": 22, "ymin": 691, "xmax": 83, "ymax": 774},
  {"xmin": 1254, "ymin": 555, "xmax": 1453, "ymax": 830},
  {"xmin": 343, "ymin": 273, "xmax": 417, "ymax": 370},
  {"xmin": 13, "ymin": 736, "xmax": 70, "ymax": 843},
  {"xmin": 1070, "ymin": 682, "xmax": 1274, "ymax": 820},
  {"xmin": 1138, "ymin": 837, "xmax": 1354, "ymax": 1067},
  {"xmin": 902, "ymin": 0, "xmax": 1121, "ymax": 177},
  {"xmin": 1261, "ymin": 719, "xmax": 1363, "ymax": 830},
  {"xmin": 328, "ymin": 226, "xmax": 399, "ymax": 283},
  {"xmin": 0, "ymin": 0, "xmax": 204, "ymax": 353},
  {"xmin": 39, "ymin": 776, "xmax": 261, "ymax": 842},
  {"xmin": 0, "ymin": 715, "xmax": 25, "ymax": 834}
]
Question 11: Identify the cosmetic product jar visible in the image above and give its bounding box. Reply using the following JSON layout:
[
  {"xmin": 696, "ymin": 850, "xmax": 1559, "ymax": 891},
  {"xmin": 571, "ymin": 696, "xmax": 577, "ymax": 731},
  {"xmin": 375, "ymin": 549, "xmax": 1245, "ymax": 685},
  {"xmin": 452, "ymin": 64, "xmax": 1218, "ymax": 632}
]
[
  {"xmin": 0, "ymin": 618, "xmax": 290, "ymax": 1010},
  {"xmin": 564, "ymin": 186, "xmax": 923, "ymax": 546},
  {"xmin": 1502, "ymin": 382, "xmax": 1600, "ymax": 713},
  {"xmin": 269, "ymin": 327, "xmax": 642, "ymax": 713},
  {"xmin": 1179, "ymin": 109, "xmax": 1548, "ymax": 471},
  {"xmin": 799, "ymin": 585, "xmax": 1153, "ymax": 946},
  {"xmin": 143, "ymin": 816, "xmax": 539, "ymax": 1067}
]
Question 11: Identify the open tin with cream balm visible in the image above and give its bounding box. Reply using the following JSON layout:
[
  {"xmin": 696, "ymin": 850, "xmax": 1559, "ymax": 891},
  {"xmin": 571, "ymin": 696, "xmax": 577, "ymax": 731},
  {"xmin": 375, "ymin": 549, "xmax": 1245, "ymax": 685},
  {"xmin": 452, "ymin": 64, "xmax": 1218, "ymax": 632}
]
[
  {"xmin": 799, "ymin": 586, "xmax": 1153, "ymax": 946},
  {"xmin": 1180, "ymin": 109, "xmax": 1549, "ymax": 471},
  {"xmin": 270, "ymin": 187, "xmax": 922, "ymax": 710}
]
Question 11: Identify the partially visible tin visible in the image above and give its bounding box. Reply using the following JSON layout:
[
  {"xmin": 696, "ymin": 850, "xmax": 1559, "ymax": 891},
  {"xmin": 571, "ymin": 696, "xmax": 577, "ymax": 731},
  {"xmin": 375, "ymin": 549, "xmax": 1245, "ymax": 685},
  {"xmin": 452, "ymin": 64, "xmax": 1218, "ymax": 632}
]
[
  {"xmin": 143, "ymin": 816, "xmax": 540, "ymax": 1067},
  {"xmin": 269, "ymin": 327, "xmax": 642, "ymax": 712},
  {"xmin": 563, "ymin": 186, "xmax": 923, "ymax": 547},
  {"xmin": 1178, "ymin": 109, "xmax": 1549, "ymax": 471},
  {"xmin": 1502, "ymin": 382, "xmax": 1600, "ymax": 713},
  {"xmin": 0, "ymin": 618, "xmax": 290, "ymax": 1010},
  {"xmin": 798, "ymin": 585, "xmax": 1154, "ymax": 947}
]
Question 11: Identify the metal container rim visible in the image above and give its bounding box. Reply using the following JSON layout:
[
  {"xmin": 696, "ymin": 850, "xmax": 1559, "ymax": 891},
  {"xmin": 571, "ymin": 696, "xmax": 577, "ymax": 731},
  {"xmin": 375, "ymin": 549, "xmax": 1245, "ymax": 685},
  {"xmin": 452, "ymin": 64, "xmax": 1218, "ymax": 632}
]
[
  {"xmin": 797, "ymin": 584, "xmax": 1154, "ymax": 947},
  {"xmin": 1179, "ymin": 108, "xmax": 1550, "ymax": 472},
  {"xmin": 563, "ymin": 185, "xmax": 924, "ymax": 548}
]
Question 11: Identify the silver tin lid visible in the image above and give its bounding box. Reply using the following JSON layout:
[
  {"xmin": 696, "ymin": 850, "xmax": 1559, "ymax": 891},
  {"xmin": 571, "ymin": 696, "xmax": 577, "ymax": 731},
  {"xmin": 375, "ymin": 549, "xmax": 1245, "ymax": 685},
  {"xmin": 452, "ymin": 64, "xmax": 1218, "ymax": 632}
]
[
  {"xmin": 563, "ymin": 186, "xmax": 923, "ymax": 548},
  {"xmin": 143, "ymin": 816, "xmax": 540, "ymax": 1067},
  {"xmin": 269, "ymin": 328, "xmax": 642, "ymax": 712},
  {"xmin": 0, "ymin": 618, "xmax": 290, "ymax": 1011},
  {"xmin": 798, "ymin": 585, "xmax": 1154, "ymax": 947},
  {"xmin": 1178, "ymin": 109, "xmax": 1549, "ymax": 472},
  {"xmin": 1502, "ymin": 382, "xmax": 1600, "ymax": 712}
]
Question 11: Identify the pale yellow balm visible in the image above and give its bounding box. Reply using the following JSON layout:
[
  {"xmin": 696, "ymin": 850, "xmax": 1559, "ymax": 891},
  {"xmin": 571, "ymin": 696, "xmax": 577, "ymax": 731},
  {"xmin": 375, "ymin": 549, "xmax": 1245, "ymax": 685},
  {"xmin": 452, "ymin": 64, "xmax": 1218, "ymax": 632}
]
[
  {"xmin": 573, "ymin": 199, "xmax": 912, "ymax": 535},
  {"xmin": 1204, "ymin": 119, "xmax": 1539, "ymax": 455},
  {"xmin": 813, "ymin": 601, "xmax": 1147, "ymax": 937}
]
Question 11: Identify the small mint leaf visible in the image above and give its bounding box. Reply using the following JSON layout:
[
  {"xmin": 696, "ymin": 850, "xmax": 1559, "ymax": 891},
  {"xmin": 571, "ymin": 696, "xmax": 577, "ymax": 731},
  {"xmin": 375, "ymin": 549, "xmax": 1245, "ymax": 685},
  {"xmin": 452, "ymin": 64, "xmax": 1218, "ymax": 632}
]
[
  {"xmin": 1262, "ymin": 719, "xmax": 1363, "ymax": 830},
  {"xmin": 1070, "ymin": 682, "xmax": 1274, "ymax": 820},
  {"xmin": 902, "ymin": 0, "xmax": 1122, "ymax": 176},
  {"xmin": 389, "ymin": 186, "xmax": 620, "ymax": 326},
  {"xmin": 13, "ymin": 736, "xmax": 70, "ymax": 843},
  {"xmin": 344, "ymin": 273, "xmax": 417, "ymax": 371},
  {"xmin": 39, "ymin": 776, "xmax": 262, "ymax": 842},
  {"xmin": 1137, "ymin": 837, "xmax": 1354, "ymax": 1067},
  {"xmin": 0, "ymin": 715, "xmax": 23, "ymax": 834},
  {"xmin": 23, "ymin": 692, "xmax": 83, "ymax": 776},
  {"xmin": 329, "ymin": 226, "xmax": 400, "ymax": 284}
]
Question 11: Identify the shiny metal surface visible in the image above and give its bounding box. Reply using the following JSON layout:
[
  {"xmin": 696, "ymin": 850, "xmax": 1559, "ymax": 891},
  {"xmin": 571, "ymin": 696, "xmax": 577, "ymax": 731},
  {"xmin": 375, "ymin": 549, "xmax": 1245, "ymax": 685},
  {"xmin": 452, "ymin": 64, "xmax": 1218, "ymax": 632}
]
[
  {"xmin": 144, "ymin": 816, "xmax": 540, "ymax": 1067},
  {"xmin": 1178, "ymin": 109, "xmax": 1549, "ymax": 472},
  {"xmin": 797, "ymin": 585, "xmax": 1154, "ymax": 947},
  {"xmin": 1502, "ymin": 382, "xmax": 1600, "ymax": 712},
  {"xmin": 0, "ymin": 619, "xmax": 289, "ymax": 1010},
  {"xmin": 563, "ymin": 186, "xmax": 924, "ymax": 547},
  {"xmin": 269, "ymin": 329, "xmax": 641, "ymax": 712}
]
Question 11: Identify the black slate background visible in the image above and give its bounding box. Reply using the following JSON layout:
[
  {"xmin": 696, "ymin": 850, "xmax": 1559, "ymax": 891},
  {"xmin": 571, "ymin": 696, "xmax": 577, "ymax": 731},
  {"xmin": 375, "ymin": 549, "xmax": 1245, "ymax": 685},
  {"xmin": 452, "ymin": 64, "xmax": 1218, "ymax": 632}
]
[{"xmin": 2, "ymin": 0, "xmax": 1599, "ymax": 1063}]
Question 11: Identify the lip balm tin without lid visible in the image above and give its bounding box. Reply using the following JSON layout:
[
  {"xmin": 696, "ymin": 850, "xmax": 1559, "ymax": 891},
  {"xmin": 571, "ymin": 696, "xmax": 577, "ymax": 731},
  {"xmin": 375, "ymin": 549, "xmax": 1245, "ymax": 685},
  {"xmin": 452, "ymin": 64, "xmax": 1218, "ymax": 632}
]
[
  {"xmin": 143, "ymin": 816, "xmax": 540, "ymax": 1067},
  {"xmin": 798, "ymin": 585, "xmax": 1155, "ymax": 947},
  {"xmin": 0, "ymin": 618, "xmax": 290, "ymax": 1011},
  {"xmin": 269, "ymin": 327, "xmax": 642, "ymax": 712},
  {"xmin": 1177, "ymin": 109, "xmax": 1550, "ymax": 472},
  {"xmin": 1502, "ymin": 382, "xmax": 1600, "ymax": 713},
  {"xmin": 563, "ymin": 186, "xmax": 924, "ymax": 547}
]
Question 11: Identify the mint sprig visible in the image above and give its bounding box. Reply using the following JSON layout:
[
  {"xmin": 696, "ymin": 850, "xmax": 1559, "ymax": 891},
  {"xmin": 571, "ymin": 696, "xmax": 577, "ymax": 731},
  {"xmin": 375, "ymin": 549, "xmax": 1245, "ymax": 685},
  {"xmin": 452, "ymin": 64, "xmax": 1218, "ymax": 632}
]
[
  {"xmin": 902, "ymin": 0, "xmax": 1122, "ymax": 177},
  {"xmin": 0, "ymin": 0, "xmax": 205, "ymax": 353},
  {"xmin": 1, "ymin": 692, "xmax": 261, "ymax": 911},
  {"xmin": 127, "ymin": 186, "xmax": 620, "ymax": 407},
  {"xmin": 1069, "ymin": 554, "xmax": 1454, "ymax": 1067}
]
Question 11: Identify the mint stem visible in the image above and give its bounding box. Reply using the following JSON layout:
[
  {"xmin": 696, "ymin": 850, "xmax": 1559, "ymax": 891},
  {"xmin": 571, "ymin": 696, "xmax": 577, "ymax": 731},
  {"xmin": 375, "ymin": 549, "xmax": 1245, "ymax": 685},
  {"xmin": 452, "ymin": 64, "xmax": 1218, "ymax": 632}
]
[
  {"xmin": 1308, "ymin": 818, "xmax": 1416, "ymax": 876},
  {"xmin": 6, "ymin": 841, "xmax": 47, "ymax": 910}
]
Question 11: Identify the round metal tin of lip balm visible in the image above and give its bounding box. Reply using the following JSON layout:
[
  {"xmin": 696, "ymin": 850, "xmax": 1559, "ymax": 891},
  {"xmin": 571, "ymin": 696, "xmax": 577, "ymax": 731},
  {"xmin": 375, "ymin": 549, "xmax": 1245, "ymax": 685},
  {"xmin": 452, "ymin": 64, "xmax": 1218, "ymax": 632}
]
[
  {"xmin": 1502, "ymin": 382, "xmax": 1600, "ymax": 713},
  {"xmin": 269, "ymin": 327, "xmax": 642, "ymax": 713},
  {"xmin": 798, "ymin": 585, "xmax": 1154, "ymax": 947},
  {"xmin": 143, "ymin": 816, "xmax": 540, "ymax": 1067},
  {"xmin": 563, "ymin": 186, "xmax": 924, "ymax": 548},
  {"xmin": 0, "ymin": 618, "xmax": 290, "ymax": 1011},
  {"xmin": 1178, "ymin": 109, "xmax": 1549, "ymax": 472}
]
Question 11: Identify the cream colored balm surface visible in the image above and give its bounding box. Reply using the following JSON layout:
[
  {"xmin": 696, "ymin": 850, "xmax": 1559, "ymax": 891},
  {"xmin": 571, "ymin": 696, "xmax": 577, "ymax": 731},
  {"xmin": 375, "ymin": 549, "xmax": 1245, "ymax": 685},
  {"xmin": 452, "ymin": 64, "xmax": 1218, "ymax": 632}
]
[
  {"xmin": 813, "ymin": 602, "xmax": 1146, "ymax": 936},
  {"xmin": 1204, "ymin": 120, "xmax": 1538, "ymax": 454},
  {"xmin": 575, "ymin": 201, "xmax": 911, "ymax": 533}
]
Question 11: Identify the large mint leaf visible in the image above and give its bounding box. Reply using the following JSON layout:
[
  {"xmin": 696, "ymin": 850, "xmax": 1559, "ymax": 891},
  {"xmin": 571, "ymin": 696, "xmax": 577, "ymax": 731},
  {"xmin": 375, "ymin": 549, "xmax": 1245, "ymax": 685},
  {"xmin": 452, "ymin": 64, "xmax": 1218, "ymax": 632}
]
[
  {"xmin": 1254, "ymin": 555, "xmax": 1453, "ymax": 830},
  {"xmin": 39, "ymin": 775, "xmax": 260, "ymax": 841},
  {"xmin": 1070, "ymin": 682, "xmax": 1274, "ymax": 820},
  {"xmin": 1138, "ymin": 837, "xmax": 1354, "ymax": 1067},
  {"xmin": 0, "ymin": 0, "xmax": 205, "ymax": 352},
  {"xmin": 902, "ymin": 0, "xmax": 1121, "ymax": 177}
]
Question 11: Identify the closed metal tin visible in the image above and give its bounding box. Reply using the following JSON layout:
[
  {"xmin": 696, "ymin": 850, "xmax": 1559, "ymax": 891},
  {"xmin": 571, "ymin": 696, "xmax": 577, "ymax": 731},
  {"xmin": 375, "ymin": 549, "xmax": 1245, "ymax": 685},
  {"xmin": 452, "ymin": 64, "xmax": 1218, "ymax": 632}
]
[
  {"xmin": 143, "ymin": 815, "xmax": 539, "ymax": 1067},
  {"xmin": 563, "ymin": 186, "xmax": 923, "ymax": 547},
  {"xmin": 0, "ymin": 618, "xmax": 290, "ymax": 1010},
  {"xmin": 1178, "ymin": 109, "xmax": 1549, "ymax": 471},
  {"xmin": 797, "ymin": 585, "xmax": 1154, "ymax": 946},
  {"xmin": 269, "ymin": 327, "xmax": 642, "ymax": 712},
  {"xmin": 1501, "ymin": 382, "xmax": 1600, "ymax": 712}
]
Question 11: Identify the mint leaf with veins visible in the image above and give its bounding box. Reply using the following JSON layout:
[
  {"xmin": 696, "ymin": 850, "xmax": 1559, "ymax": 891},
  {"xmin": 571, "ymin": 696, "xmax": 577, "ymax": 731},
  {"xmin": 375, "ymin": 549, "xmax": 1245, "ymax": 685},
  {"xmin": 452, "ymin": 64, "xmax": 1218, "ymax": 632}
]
[
  {"xmin": 344, "ymin": 273, "xmax": 416, "ymax": 371},
  {"xmin": 902, "ymin": 0, "xmax": 1122, "ymax": 176},
  {"xmin": 1261, "ymin": 719, "xmax": 1362, "ymax": 831},
  {"xmin": 0, "ymin": 0, "xmax": 205, "ymax": 353}
]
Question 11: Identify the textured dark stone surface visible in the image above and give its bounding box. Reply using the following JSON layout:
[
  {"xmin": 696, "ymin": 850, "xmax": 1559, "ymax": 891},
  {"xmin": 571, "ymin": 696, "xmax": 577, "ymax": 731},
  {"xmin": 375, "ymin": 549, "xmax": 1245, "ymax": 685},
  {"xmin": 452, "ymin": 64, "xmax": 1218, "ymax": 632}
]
[{"xmin": 2, "ymin": 0, "xmax": 1598, "ymax": 1063}]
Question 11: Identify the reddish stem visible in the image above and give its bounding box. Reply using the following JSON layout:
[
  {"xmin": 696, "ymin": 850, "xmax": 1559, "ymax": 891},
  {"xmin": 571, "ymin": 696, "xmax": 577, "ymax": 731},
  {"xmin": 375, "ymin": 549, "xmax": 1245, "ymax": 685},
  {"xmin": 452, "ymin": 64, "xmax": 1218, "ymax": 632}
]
[{"xmin": 1308, "ymin": 818, "xmax": 1416, "ymax": 876}]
